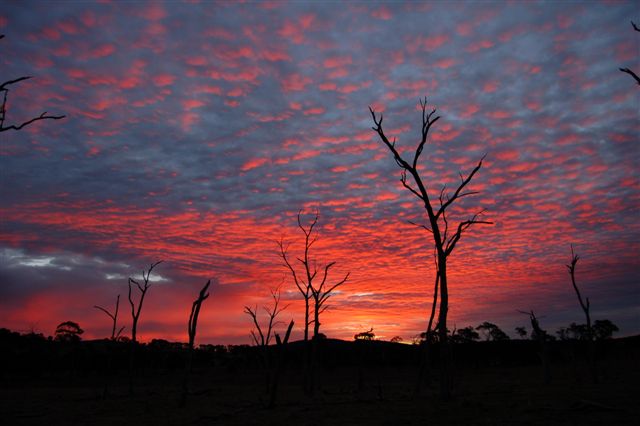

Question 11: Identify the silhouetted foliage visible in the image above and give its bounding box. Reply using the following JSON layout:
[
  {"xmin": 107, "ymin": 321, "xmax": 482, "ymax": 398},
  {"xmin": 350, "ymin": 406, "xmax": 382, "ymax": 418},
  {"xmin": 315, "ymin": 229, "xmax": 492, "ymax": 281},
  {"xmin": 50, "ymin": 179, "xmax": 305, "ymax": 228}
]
[
  {"xmin": 54, "ymin": 321, "xmax": 84, "ymax": 342},
  {"xmin": 354, "ymin": 328, "xmax": 375, "ymax": 341},
  {"xmin": 515, "ymin": 326, "xmax": 528, "ymax": 339},
  {"xmin": 370, "ymin": 98, "xmax": 491, "ymax": 399},
  {"xmin": 593, "ymin": 319, "xmax": 619, "ymax": 340},
  {"xmin": 0, "ymin": 35, "xmax": 65, "ymax": 132},
  {"xmin": 476, "ymin": 322, "xmax": 510, "ymax": 341},
  {"xmin": 390, "ymin": 336, "xmax": 403, "ymax": 343},
  {"xmin": 558, "ymin": 320, "xmax": 619, "ymax": 341},
  {"xmin": 453, "ymin": 326, "xmax": 480, "ymax": 343}
]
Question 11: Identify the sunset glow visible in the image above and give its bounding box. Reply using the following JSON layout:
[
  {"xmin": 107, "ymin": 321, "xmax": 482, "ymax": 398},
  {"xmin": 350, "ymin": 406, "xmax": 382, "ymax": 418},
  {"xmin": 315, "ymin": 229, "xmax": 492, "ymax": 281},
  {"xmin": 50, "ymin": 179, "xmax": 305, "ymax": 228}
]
[{"xmin": 1, "ymin": 1, "xmax": 638, "ymax": 344}]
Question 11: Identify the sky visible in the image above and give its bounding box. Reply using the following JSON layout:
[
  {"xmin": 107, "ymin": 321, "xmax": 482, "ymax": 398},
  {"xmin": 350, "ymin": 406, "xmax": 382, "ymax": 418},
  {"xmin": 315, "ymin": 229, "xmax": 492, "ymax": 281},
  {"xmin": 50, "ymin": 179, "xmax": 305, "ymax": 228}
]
[{"xmin": 0, "ymin": 0, "xmax": 638, "ymax": 345}]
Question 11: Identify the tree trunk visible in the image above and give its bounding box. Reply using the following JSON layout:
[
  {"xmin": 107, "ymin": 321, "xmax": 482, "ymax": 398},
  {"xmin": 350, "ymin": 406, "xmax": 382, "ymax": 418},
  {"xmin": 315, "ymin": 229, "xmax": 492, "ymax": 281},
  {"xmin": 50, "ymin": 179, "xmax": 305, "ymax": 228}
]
[{"xmin": 437, "ymin": 256, "xmax": 452, "ymax": 400}]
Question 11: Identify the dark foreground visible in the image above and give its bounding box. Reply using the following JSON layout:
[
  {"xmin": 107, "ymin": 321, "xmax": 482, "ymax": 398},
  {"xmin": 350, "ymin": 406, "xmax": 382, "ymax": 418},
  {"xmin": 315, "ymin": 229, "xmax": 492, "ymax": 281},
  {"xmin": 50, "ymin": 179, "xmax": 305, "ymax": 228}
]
[{"xmin": 2, "ymin": 335, "xmax": 639, "ymax": 425}]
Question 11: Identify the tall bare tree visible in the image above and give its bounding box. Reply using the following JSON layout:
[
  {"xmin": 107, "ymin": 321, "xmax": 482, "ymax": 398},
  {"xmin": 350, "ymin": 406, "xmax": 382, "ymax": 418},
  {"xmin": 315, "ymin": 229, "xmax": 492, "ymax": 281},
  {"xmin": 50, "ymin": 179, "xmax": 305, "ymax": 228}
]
[
  {"xmin": 370, "ymin": 98, "xmax": 491, "ymax": 399},
  {"xmin": 128, "ymin": 260, "xmax": 162, "ymax": 343},
  {"xmin": 619, "ymin": 21, "xmax": 640, "ymax": 86},
  {"xmin": 94, "ymin": 294, "xmax": 125, "ymax": 340},
  {"xmin": 1, "ymin": 35, "xmax": 65, "ymax": 132}
]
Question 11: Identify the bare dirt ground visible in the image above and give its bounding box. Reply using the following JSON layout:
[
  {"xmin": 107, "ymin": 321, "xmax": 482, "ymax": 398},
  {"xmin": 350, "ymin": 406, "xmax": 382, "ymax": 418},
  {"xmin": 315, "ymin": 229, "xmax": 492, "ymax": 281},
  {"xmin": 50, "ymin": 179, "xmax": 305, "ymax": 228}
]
[{"xmin": 2, "ymin": 359, "xmax": 638, "ymax": 425}]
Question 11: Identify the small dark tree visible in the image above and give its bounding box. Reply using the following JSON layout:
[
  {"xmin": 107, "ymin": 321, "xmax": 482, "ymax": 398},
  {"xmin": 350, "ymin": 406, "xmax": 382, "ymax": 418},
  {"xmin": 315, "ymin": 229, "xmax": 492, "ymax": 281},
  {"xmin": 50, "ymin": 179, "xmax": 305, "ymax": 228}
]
[
  {"xmin": 370, "ymin": 98, "xmax": 491, "ymax": 399},
  {"xmin": 94, "ymin": 294, "xmax": 125, "ymax": 340},
  {"xmin": 1, "ymin": 35, "xmax": 65, "ymax": 132},
  {"xmin": 619, "ymin": 21, "xmax": 640, "ymax": 86},
  {"xmin": 592, "ymin": 319, "xmax": 619, "ymax": 340},
  {"xmin": 515, "ymin": 326, "xmax": 528, "ymax": 339},
  {"xmin": 54, "ymin": 321, "xmax": 83, "ymax": 342},
  {"xmin": 390, "ymin": 335, "xmax": 403, "ymax": 343},
  {"xmin": 454, "ymin": 326, "xmax": 480, "ymax": 343},
  {"xmin": 354, "ymin": 328, "xmax": 375, "ymax": 341}
]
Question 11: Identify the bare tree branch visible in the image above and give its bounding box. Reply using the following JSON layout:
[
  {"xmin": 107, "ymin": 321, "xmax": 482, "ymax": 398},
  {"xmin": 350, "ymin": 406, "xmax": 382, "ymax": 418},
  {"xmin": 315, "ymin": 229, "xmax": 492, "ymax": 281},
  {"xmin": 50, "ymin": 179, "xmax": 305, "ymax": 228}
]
[
  {"xmin": 619, "ymin": 22, "xmax": 640, "ymax": 86},
  {"xmin": 94, "ymin": 294, "xmax": 122, "ymax": 340},
  {"xmin": 0, "ymin": 38, "xmax": 66, "ymax": 132},
  {"xmin": 619, "ymin": 67, "xmax": 640, "ymax": 85}
]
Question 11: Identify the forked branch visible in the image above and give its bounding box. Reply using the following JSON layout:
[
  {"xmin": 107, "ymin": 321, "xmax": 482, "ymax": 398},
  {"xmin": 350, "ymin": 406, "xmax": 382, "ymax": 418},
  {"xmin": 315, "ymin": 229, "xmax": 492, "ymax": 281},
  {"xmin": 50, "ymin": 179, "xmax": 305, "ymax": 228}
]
[{"xmin": 0, "ymin": 39, "xmax": 66, "ymax": 133}]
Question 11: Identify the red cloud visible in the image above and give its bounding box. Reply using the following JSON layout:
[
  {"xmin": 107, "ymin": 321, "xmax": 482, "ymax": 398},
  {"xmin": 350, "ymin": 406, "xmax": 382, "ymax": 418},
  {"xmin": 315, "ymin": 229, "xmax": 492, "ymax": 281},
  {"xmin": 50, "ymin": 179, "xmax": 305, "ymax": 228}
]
[
  {"xmin": 420, "ymin": 34, "xmax": 450, "ymax": 51},
  {"xmin": 486, "ymin": 110, "xmax": 511, "ymax": 119},
  {"xmin": 371, "ymin": 6, "xmax": 392, "ymax": 20},
  {"xmin": 434, "ymin": 58, "xmax": 457, "ymax": 69},
  {"xmin": 182, "ymin": 99, "xmax": 205, "ymax": 110},
  {"xmin": 242, "ymin": 157, "xmax": 270, "ymax": 172},
  {"xmin": 278, "ymin": 14, "xmax": 315, "ymax": 44},
  {"xmin": 152, "ymin": 74, "xmax": 175, "ymax": 87},
  {"xmin": 466, "ymin": 39, "xmax": 494, "ymax": 53},
  {"xmin": 281, "ymin": 73, "xmax": 312, "ymax": 92},
  {"xmin": 323, "ymin": 55, "xmax": 352, "ymax": 68},
  {"xmin": 303, "ymin": 107, "xmax": 325, "ymax": 116}
]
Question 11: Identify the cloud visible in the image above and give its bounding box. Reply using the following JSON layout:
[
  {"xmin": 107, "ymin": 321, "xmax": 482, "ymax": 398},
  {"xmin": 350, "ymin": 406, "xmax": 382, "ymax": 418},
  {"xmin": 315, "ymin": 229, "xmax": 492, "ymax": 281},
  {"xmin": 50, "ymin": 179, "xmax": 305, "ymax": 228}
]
[{"xmin": 0, "ymin": 1, "xmax": 638, "ymax": 343}]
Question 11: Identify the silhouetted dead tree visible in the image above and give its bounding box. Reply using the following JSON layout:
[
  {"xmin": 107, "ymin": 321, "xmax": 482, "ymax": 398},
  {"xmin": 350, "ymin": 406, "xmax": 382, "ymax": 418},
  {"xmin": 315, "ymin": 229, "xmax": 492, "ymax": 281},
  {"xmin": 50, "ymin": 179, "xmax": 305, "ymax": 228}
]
[
  {"xmin": 279, "ymin": 210, "xmax": 349, "ymax": 394},
  {"xmin": 245, "ymin": 286, "xmax": 287, "ymax": 348},
  {"xmin": 566, "ymin": 245, "xmax": 597, "ymax": 382},
  {"xmin": 370, "ymin": 98, "xmax": 491, "ymax": 399},
  {"xmin": 519, "ymin": 309, "xmax": 551, "ymax": 384},
  {"xmin": 278, "ymin": 211, "xmax": 317, "ymax": 342},
  {"xmin": 309, "ymin": 261, "xmax": 349, "ymax": 340},
  {"xmin": 1, "ymin": 35, "xmax": 65, "ymax": 132},
  {"xmin": 94, "ymin": 294, "xmax": 125, "ymax": 340},
  {"xmin": 128, "ymin": 260, "xmax": 162, "ymax": 343},
  {"xmin": 619, "ymin": 22, "xmax": 640, "ymax": 86},
  {"xmin": 182, "ymin": 279, "xmax": 211, "ymax": 406},
  {"xmin": 127, "ymin": 260, "xmax": 162, "ymax": 394},
  {"xmin": 244, "ymin": 286, "xmax": 288, "ymax": 394},
  {"xmin": 94, "ymin": 295, "xmax": 125, "ymax": 398},
  {"xmin": 269, "ymin": 319, "xmax": 294, "ymax": 409}
]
